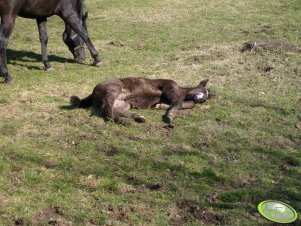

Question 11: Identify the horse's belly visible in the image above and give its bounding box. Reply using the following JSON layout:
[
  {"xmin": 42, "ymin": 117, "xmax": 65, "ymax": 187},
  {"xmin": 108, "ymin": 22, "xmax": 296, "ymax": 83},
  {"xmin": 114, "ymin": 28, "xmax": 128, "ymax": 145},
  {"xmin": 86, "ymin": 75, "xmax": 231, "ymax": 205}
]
[{"xmin": 19, "ymin": 0, "xmax": 61, "ymax": 18}]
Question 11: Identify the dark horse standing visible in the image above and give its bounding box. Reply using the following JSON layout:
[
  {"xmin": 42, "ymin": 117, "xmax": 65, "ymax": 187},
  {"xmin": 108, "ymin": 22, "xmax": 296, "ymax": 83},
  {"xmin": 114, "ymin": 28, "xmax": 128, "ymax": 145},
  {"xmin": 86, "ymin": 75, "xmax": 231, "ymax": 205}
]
[{"xmin": 0, "ymin": 0, "xmax": 101, "ymax": 83}]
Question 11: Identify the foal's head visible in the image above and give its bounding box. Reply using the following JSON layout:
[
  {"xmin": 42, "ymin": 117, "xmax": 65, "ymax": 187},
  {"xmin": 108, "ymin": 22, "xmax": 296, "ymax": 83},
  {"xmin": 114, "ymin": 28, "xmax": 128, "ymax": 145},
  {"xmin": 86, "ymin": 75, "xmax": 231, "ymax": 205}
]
[
  {"xmin": 185, "ymin": 79, "xmax": 210, "ymax": 103},
  {"xmin": 62, "ymin": 13, "xmax": 88, "ymax": 62}
]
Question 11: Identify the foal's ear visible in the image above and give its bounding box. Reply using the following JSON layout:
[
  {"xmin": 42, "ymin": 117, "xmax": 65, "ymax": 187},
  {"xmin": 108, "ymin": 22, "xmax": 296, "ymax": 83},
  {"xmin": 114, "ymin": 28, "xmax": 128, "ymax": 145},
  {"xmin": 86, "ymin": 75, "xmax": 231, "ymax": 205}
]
[{"xmin": 198, "ymin": 79, "xmax": 209, "ymax": 87}]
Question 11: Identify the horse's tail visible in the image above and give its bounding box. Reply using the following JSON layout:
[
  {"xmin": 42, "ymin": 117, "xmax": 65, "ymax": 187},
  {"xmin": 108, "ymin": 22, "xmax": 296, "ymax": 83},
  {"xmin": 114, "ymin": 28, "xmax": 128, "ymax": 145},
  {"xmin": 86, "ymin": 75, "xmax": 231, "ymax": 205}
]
[{"xmin": 70, "ymin": 94, "xmax": 93, "ymax": 108}]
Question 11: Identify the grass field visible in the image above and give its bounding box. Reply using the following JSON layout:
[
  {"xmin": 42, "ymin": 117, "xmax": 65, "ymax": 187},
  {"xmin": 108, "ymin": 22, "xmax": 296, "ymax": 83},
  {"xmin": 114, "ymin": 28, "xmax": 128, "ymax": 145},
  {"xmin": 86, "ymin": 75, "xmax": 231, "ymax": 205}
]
[{"xmin": 0, "ymin": 0, "xmax": 300, "ymax": 225}]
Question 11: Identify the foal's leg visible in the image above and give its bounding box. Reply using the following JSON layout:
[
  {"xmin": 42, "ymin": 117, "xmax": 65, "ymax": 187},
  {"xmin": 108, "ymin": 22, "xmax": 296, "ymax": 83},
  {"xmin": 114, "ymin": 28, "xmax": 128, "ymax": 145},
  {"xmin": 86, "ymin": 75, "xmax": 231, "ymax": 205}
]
[
  {"xmin": 101, "ymin": 94, "xmax": 118, "ymax": 122},
  {"xmin": 112, "ymin": 99, "xmax": 145, "ymax": 124},
  {"xmin": 0, "ymin": 13, "xmax": 16, "ymax": 83},
  {"xmin": 105, "ymin": 98, "xmax": 146, "ymax": 125},
  {"xmin": 36, "ymin": 18, "xmax": 52, "ymax": 70},
  {"xmin": 61, "ymin": 12, "xmax": 101, "ymax": 66},
  {"xmin": 162, "ymin": 85, "xmax": 183, "ymax": 124},
  {"xmin": 156, "ymin": 101, "xmax": 195, "ymax": 110},
  {"xmin": 118, "ymin": 110, "xmax": 146, "ymax": 123},
  {"xmin": 95, "ymin": 84, "xmax": 125, "ymax": 124}
]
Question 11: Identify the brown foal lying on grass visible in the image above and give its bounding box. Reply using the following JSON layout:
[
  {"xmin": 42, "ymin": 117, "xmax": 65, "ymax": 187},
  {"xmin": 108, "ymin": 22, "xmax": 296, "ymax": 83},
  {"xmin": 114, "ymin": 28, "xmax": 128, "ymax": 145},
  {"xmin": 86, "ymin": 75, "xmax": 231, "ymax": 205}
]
[{"xmin": 71, "ymin": 77, "xmax": 210, "ymax": 126}]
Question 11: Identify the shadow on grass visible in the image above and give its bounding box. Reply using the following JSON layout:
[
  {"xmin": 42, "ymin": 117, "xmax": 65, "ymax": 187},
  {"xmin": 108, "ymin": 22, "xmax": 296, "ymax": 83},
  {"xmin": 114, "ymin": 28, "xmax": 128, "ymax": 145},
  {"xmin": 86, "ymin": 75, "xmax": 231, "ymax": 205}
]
[
  {"xmin": 59, "ymin": 104, "xmax": 173, "ymax": 126},
  {"xmin": 59, "ymin": 105, "xmax": 109, "ymax": 122},
  {"xmin": 6, "ymin": 49, "xmax": 81, "ymax": 70}
]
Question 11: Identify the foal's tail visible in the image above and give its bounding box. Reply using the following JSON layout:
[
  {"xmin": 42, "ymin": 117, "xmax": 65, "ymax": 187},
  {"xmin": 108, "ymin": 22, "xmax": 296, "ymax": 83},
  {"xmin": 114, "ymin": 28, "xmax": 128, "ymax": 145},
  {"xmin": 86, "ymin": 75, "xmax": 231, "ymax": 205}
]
[{"xmin": 70, "ymin": 94, "xmax": 93, "ymax": 108}]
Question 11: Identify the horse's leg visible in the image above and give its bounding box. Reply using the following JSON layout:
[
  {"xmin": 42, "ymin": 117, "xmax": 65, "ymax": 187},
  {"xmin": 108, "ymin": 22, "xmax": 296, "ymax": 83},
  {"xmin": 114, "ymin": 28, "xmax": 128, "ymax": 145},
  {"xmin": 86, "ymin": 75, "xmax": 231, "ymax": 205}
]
[
  {"xmin": 156, "ymin": 101, "xmax": 195, "ymax": 110},
  {"xmin": 0, "ymin": 13, "xmax": 16, "ymax": 83},
  {"xmin": 61, "ymin": 13, "xmax": 100, "ymax": 66},
  {"xmin": 36, "ymin": 18, "xmax": 52, "ymax": 70}
]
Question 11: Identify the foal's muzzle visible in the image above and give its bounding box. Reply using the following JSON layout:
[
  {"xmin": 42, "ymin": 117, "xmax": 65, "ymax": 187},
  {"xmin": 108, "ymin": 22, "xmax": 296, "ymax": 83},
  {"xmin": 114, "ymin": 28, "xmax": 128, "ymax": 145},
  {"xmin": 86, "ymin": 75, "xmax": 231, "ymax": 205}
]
[{"xmin": 195, "ymin": 97, "xmax": 206, "ymax": 103}]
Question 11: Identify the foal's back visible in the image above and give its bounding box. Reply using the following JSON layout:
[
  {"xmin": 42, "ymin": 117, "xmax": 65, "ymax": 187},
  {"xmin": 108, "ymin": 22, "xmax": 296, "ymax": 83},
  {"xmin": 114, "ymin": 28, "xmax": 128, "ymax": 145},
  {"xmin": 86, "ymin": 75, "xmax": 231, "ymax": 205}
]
[
  {"xmin": 121, "ymin": 78, "xmax": 167, "ymax": 109},
  {"xmin": 120, "ymin": 77, "xmax": 163, "ymax": 94}
]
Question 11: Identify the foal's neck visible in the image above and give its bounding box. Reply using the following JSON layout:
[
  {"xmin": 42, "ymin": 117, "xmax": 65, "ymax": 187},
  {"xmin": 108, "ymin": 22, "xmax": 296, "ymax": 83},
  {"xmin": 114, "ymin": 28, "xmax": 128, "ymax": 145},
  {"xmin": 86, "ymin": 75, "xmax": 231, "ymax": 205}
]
[{"xmin": 179, "ymin": 87, "xmax": 195, "ymax": 98}]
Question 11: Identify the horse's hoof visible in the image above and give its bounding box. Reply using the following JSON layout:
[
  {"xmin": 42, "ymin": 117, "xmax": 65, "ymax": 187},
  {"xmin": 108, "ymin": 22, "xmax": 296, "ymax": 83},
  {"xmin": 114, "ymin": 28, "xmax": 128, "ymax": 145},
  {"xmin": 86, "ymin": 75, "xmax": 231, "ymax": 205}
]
[
  {"xmin": 43, "ymin": 65, "xmax": 52, "ymax": 71},
  {"xmin": 92, "ymin": 60, "xmax": 101, "ymax": 67},
  {"xmin": 74, "ymin": 56, "xmax": 86, "ymax": 62},
  {"xmin": 4, "ymin": 76, "xmax": 13, "ymax": 84}
]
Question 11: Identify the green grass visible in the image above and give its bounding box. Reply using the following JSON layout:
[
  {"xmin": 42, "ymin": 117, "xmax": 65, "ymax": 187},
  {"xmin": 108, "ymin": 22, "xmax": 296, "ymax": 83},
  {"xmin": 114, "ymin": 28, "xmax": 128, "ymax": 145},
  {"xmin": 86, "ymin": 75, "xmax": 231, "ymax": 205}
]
[{"xmin": 1, "ymin": 0, "xmax": 301, "ymax": 225}]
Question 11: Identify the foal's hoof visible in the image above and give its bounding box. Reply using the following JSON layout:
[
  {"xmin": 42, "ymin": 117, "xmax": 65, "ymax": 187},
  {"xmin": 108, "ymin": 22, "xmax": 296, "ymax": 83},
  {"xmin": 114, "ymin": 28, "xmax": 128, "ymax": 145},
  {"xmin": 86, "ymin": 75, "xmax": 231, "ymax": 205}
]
[
  {"xmin": 165, "ymin": 113, "xmax": 174, "ymax": 124},
  {"xmin": 92, "ymin": 60, "xmax": 101, "ymax": 67},
  {"xmin": 134, "ymin": 116, "xmax": 146, "ymax": 123}
]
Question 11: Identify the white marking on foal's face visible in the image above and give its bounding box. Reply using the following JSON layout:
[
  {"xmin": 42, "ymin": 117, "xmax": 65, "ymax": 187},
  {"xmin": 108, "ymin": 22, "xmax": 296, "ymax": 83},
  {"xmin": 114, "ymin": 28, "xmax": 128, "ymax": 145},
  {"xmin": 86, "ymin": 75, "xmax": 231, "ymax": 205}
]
[{"xmin": 196, "ymin": 93, "xmax": 205, "ymax": 100}]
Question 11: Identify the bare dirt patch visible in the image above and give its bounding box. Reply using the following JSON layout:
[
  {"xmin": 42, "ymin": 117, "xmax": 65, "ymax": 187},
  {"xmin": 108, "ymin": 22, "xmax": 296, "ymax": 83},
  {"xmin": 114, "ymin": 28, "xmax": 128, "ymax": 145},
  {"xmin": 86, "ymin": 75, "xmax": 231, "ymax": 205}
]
[
  {"xmin": 146, "ymin": 183, "xmax": 162, "ymax": 191},
  {"xmin": 118, "ymin": 183, "xmax": 136, "ymax": 194},
  {"xmin": 104, "ymin": 146, "xmax": 119, "ymax": 156},
  {"xmin": 105, "ymin": 205, "xmax": 127, "ymax": 222},
  {"xmin": 232, "ymin": 175, "xmax": 257, "ymax": 188},
  {"xmin": 170, "ymin": 199, "xmax": 226, "ymax": 225},
  {"xmin": 254, "ymin": 25, "xmax": 275, "ymax": 36},
  {"xmin": 33, "ymin": 207, "xmax": 72, "ymax": 226},
  {"xmin": 108, "ymin": 40, "xmax": 125, "ymax": 47},
  {"xmin": 240, "ymin": 40, "xmax": 301, "ymax": 53},
  {"xmin": 99, "ymin": 202, "xmax": 154, "ymax": 225},
  {"xmin": 14, "ymin": 218, "xmax": 26, "ymax": 226}
]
